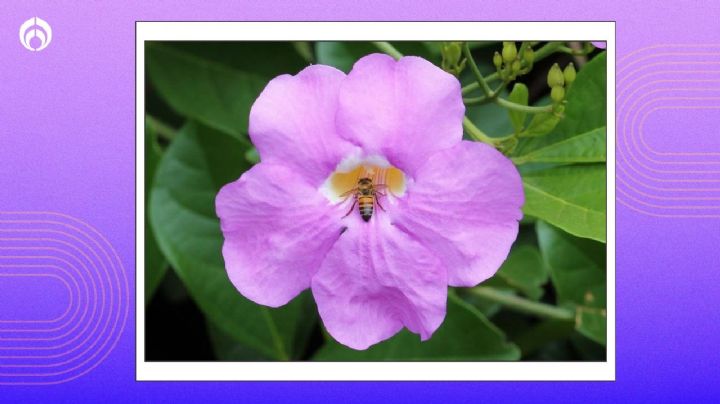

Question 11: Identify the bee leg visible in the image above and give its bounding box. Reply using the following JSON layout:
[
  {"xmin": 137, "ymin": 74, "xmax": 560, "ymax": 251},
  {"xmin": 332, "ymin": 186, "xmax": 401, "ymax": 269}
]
[
  {"xmin": 375, "ymin": 184, "xmax": 397, "ymax": 198},
  {"xmin": 375, "ymin": 196, "xmax": 386, "ymax": 212},
  {"xmin": 342, "ymin": 199, "xmax": 357, "ymax": 218}
]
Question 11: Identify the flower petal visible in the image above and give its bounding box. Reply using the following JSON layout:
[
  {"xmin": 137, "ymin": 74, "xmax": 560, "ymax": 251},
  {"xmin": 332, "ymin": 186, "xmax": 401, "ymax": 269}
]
[
  {"xmin": 391, "ymin": 141, "xmax": 524, "ymax": 287},
  {"xmin": 311, "ymin": 215, "xmax": 447, "ymax": 350},
  {"xmin": 249, "ymin": 64, "xmax": 358, "ymax": 186},
  {"xmin": 216, "ymin": 163, "xmax": 345, "ymax": 307},
  {"xmin": 336, "ymin": 53, "xmax": 465, "ymax": 176}
]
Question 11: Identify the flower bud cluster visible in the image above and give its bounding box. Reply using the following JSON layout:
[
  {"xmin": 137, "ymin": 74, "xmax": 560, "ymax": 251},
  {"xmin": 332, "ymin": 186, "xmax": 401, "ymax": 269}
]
[
  {"xmin": 440, "ymin": 42, "xmax": 467, "ymax": 77},
  {"xmin": 547, "ymin": 62, "xmax": 576, "ymax": 104},
  {"xmin": 496, "ymin": 42, "xmax": 534, "ymax": 81}
]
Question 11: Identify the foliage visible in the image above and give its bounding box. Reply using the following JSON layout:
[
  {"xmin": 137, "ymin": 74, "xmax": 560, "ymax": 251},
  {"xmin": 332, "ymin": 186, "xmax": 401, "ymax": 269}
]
[{"xmin": 145, "ymin": 41, "xmax": 607, "ymax": 361}]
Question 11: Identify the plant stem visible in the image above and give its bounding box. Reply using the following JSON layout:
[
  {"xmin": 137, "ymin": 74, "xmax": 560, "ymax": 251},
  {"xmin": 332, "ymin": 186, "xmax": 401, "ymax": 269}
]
[
  {"xmin": 496, "ymin": 97, "xmax": 554, "ymax": 113},
  {"xmin": 372, "ymin": 41, "xmax": 403, "ymax": 60},
  {"xmin": 532, "ymin": 41, "xmax": 566, "ymax": 63},
  {"xmin": 461, "ymin": 41, "xmax": 565, "ymax": 95},
  {"xmin": 146, "ymin": 115, "xmax": 176, "ymax": 141},
  {"xmin": 462, "ymin": 117, "xmax": 495, "ymax": 145},
  {"xmin": 465, "ymin": 89, "xmax": 553, "ymax": 113},
  {"xmin": 468, "ymin": 286, "xmax": 575, "ymax": 321},
  {"xmin": 558, "ymin": 45, "xmax": 594, "ymax": 56},
  {"xmin": 463, "ymin": 81, "xmax": 508, "ymax": 105},
  {"xmin": 462, "ymin": 42, "xmax": 493, "ymax": 97}
]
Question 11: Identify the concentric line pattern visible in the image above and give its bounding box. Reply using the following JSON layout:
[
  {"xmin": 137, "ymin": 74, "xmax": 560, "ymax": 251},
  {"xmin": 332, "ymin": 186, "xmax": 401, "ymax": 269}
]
[
  {"xmin": 0, "ymin": 212, "xmax": 128, "ymax": 384},
  {"xmin": 618, "ymin": 44, "xmax": 720, "ymax": 217}
]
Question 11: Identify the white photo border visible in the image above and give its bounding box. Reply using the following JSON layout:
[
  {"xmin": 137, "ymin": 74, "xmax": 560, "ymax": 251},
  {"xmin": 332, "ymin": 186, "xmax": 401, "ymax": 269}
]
[{"xmin": 136, "ymin": 21, "xmax": 616, "ymax": 381}]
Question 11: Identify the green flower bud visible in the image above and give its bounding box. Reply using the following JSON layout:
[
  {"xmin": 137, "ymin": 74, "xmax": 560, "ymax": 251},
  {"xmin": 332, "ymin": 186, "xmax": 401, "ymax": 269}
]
[
  {"xmin": 563, "ymin": 62, "xmax": 577, "ymax": 84},
  {"xmin": 493, "ymin": 51, "xmax": 502, "ymax": 69},
  {"xmin": 551, "ymin": 86, "xmax": 565, "ymax": 103},
  {"xmin": 511, "ymin": 59, "xmax": 521, "ymax": 73},
  {"xmin": 547, "ymin": 63, "xmax": 565, "ymax": 88},
  {"xmin": 502, "ymin": 42, "xmax": 517, "ymax": 63},
  {"xmin": 523, "ymin": 47, "xmax": 535, "ymax": 64},
  {"xmin": 440, "ymin": 42, "xmax": 466, "ymax": 77},
  {"xmin": 441, "ymin": 42, "xmax": 463, "ymax": 66}
]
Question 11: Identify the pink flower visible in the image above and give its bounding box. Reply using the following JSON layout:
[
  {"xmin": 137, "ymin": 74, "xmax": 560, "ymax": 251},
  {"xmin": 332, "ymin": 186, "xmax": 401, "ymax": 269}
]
[
  {"xmin": 591, "ymin": 41, "xmax": 606, "ymax": 49},
  {"xmin": 216, "ymin": 53, "xmax": 524, "ymax": 350}
]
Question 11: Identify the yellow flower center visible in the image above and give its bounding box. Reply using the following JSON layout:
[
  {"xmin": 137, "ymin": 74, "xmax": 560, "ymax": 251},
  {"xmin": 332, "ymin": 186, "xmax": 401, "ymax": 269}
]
[{"xmin": 321, "ymin": 156, "xmax": 407, "ymax": 204}]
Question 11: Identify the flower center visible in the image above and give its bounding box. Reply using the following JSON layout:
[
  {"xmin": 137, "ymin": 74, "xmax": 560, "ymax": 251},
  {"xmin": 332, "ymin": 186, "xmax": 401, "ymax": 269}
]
[{"xmin": 321, "ymin": 155, "xmax": 407, "ymax": 205}]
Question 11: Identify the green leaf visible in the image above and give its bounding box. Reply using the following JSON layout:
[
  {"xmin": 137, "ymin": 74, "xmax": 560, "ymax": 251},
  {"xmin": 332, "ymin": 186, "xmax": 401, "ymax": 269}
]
[
  {"xmin": 149, "ymin": 121, "xmax": 316, "ymax": 360},
  {"xmin": 292, "ymin": 41, "xmax": 315, "ymax": 63},
  {"xmin": 207, "ymin": 291, "xmax": 317, "ymax": 361},
  {"xmin": 513, "ymin": 319, "xmax": 575, "ymax": 357},
  {"xmin": 522, "ymin": 164, "xmax": 606, "ymax": 242},
  {"xmin": 316, "ymin": 42, "xmax": 376, "ymax": 73},
  {"xmin": 514, "ymin": 52, "xmax": 607, "ymax": 163},
  {"xmin": 146, "ymin": 42, "xmax": 307, "ymax": 141},
  {"xmin": 495, "ymin": 244, "xmax": 548, "ymax": 300},
  {"xmin": 155, "ymin": 41, "xmax": 308, "ymax": 79},
  {"xmin": 207, "ymin": 322, "xmax": 268, "ymax": 361},
  {"xmin": 521, "ymin": 111, "xmax": 561, "ymax": 138},
  {"xmin": 507, "ymin": 83, "xmax": 529, "ymax": 134},
  {"xmin": 513, "ymin": 126, "xmax": 606, "ymax": 164},
  {"xmin": 536, "ymin": 221, "xmax": 606, "ymax": 345},
  {"xmin": 144, "ymin": 119, "xmax": 167, "ymax": 305},
  {"xmin": 570, "ymin": 332, "xmax": 607, "ymax": 360},
  {"xmin": 313, "ymin": 294, "xmax": 520, "ymax": 360},
  {"xmin": 316, "ymin": 42, "xmax": 436, "ymax": 73}
]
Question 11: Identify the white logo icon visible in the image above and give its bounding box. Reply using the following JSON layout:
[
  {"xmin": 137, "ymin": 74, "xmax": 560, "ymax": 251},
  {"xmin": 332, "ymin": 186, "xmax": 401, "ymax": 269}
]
[{"xmin": 19, "ymin": 17, "xmax": 52, "ymax": 52}]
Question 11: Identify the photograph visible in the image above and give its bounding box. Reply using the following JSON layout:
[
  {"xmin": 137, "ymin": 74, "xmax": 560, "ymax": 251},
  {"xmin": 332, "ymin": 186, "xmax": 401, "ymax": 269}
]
[
  {"xmin": 7, "ymin": 0, "xmax": 720, "ymax": 400},
  {"xmin": 143, "ymin": 39, "xmax": 607, "ymax": 362}
]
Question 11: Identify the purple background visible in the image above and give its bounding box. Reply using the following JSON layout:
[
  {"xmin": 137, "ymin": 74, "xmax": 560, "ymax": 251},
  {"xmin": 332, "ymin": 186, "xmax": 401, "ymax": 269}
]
[{"xmin": 2, "ymin": 0, "xmax": 720, "ymax": 401}]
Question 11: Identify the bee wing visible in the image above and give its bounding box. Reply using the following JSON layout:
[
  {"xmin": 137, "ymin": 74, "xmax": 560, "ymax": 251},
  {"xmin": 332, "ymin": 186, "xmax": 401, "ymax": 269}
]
[{"xmin": 338, "ymin": 187, "xmax": 358, "ymax": 199}]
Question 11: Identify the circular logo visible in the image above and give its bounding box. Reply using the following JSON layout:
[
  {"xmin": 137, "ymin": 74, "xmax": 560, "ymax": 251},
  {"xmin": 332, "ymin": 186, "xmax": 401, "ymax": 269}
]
[{"xmin": 19, "ymin": 17, "xmax": 52, "ymax": 52}]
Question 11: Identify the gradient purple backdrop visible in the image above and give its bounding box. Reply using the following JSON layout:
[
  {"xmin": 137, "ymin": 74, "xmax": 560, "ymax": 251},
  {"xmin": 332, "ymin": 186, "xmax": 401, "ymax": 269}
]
[{"xmin": 1, "ymin": 0, "xmax": 720, "ymax": 401}]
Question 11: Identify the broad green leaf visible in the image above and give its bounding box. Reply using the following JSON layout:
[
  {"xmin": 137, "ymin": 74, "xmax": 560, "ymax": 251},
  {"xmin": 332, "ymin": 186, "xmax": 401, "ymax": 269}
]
[
  {"xmin": 522, "ymin": 164, "xmax": 606, "ymax": 242},
  {"xmin": 514, "ymin": 52, "xmax": 607, "ymax": 163},
  {"xmin": 144, "ymin": 119, "xmax": 167, "ymax": 304},
  {"xmin": 570, "ymin": 332, "xmax": 607, "ymax": 360},
  {"xmin": 313, "ymin": 294, "xmax": 520, "ymax": 360},
  {"xmin": 150, "ymin": 121, "xmax": 316, "ymax": 360},
  {"xmin": 536, "ymin": 221, "xmax": 606, "ymax": 345},
  {"xmin": 521, "ymin": 111, "xmax": 561, "ymax": 138},
  {"xmin": 513, "ymin": 319, "xmax": 575, "ymax": 357},
  {"xmin": 316, "ymin": 42, "xmax": 376, "ymax": 72},
  {"xmin": 207, "ymin": 292, "xmax": 317, "ymax": 361},
  {"xmin": 315, "ymin": 42, "xmax": 436, "ymax": 73},
  {"xmin": 507, "ymin": 83, "xmax": 529, "ymax": 134},
  {"xmin": 146, "ymin": 42, "xmax": 307, "ymax": 141},
  {"xmin": 495, "ymin": 244, "xmax": 548, "ymax": 300},
  {"xmin": 513, "ymin": 126, "xmax": 606, "ymax": 164},
  {"xmin": 207, "ymin": 322, "xmax": 268, "ymax": 361},
  {"xmin": 154, "ymin": 41, "xmax": 308, "ymax": 79}
]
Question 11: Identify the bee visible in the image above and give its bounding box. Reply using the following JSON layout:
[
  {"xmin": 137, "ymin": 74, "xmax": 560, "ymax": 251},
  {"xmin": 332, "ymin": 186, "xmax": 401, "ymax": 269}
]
[{"xmin": 340, "ymin": 177, "xmax": 387, "ymax": 222}]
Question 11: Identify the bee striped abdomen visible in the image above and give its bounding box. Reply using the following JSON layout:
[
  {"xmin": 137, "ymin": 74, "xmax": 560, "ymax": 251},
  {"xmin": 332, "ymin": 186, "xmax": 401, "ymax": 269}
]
[{"xmin": 358, "ymin": 196, "xmax": 374, "ymax": 222}]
